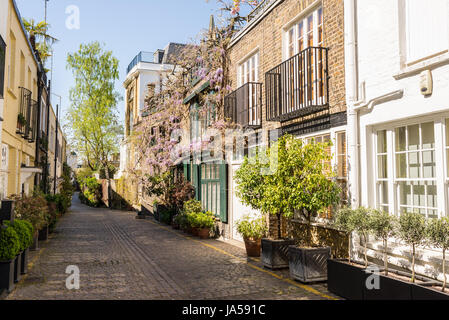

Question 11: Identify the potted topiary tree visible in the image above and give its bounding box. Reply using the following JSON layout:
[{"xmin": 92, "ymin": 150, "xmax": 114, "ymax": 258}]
[
  {"xmin": 0, "ymin": 224, "xmax": 20, "ymax": 293},
  {"xmin": 370, "ymin": 209, "xmax": 396, "ymax": 276},
  {"xmin": 236, "ymin": 215, "xmax": 267, "ymax": 257},
  {"xmin": 352, "ymin": 207, "xmax": 372, "ymax": 268},
  {"xmin": 410, "ymin": 217, "xmax": 449, "ymax": 299}
]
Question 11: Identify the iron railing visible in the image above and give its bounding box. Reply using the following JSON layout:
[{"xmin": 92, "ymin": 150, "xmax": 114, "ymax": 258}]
[
  {"xmin": 225, "ymin": 82, "xmax": 262, "ymax": 128},
  {"xmin": 127, "ymin": 51, "xmax": 156, "ymax": 74},
  {"xmin": 265, "ymin": 46, "xmax": 329, "ymax": 122},
  {"xmin": 17, "ymin": 87, "xmax": 31, "ymax": 136},
  {"xmin": 26, "ymin": 99, "xmax": 38, "ymax": 143}
]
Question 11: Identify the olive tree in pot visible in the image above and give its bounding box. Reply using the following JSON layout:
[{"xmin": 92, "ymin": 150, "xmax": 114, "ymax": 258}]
[
  {"xmin": 0, "ymin": 224, "xmax": 20, "ymax": 293},
  {"xmin": 236, "ymin": 215, "xmax": 268, "ymax": 257},
  {"xmin": 411, "ymin": 217, "xmax": 449, "ymax": 299}
]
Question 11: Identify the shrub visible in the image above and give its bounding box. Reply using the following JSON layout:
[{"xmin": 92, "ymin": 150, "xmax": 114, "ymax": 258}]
[
  {"xmin": 426, "ymin": 217, "xmax": 449, "ymax": 292},
  {"xmin": 183, "ymin": 199, "xmax": 203, "ymax": 215},
  {"xmin": 236, "ymin": 215, "xmax": 267, "ymax": 241},
  {"xmin": 6, "ymin": 220, "xmax": 34, "ymax": 251},
  {"xmin": 12, "ymin": 194, "xmax": 49, "ymax": 232},
  {"xmin": 235, "ymin": 134, "xmax": 341, "ymax": 243},
  {"xmin": 80, "ymin": 176, "xmax": 101, "ymax": 207},
  {"xmin": 194, "ymin": 212, "xmax": 215, "ymax": 229},
  {"xmin": 175, "ymin": 213, "xmax": 189, "ymax": 230},
  {"xmin": 398, "ymin": 212, "xmax": 427, "ymax": 283},
  {"xmin": 0, "ymin": 224, "xmax": 20, "ymax": 261},
  {"xmin": 334, "ymin": 207, "xmax": 357, "ymax": 264}
]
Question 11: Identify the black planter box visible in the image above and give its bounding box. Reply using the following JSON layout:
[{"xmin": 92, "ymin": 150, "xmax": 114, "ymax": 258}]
[
  {"xmin": 38, "ymin": 225, "xmax": 49, "ymax": 241},
  {"xmin": 0, "ymin": 259, "xmax": 15, "ymax": 293},
  {"xmin": 411, "ymin": 283, "xmax": 449, "ymax": 300},
  {"xmin": 261, "ymin": 238, "xmax": 295, "ymax": 269},
  {"xmin": 288, "ymin": 246, "xmax": 330, "ymax": 283},
  {"xmin": 327, "ymin": 259, "xmax": 366, "ymax": 300},
  {"xmin": 364, "ymin": 272, "xmax": 413, "ymax": 300},
  {"xmin": 21, "ymin": 248, "xmax": 29, "ymax": 275},
  {"xmin": 14, "ymin": 252, "xmax": 22, "ymax": 283},
  {"xmin": 0, "ymin": 200, "xmax": 15, "ymax": 223}
]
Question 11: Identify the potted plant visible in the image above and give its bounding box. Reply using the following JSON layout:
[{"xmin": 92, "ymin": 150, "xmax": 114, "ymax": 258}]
[
  {"xmin": 236, "ymin": 215, "xmax": 267, "ymax": 257},
  {"xmin": 328, "ymin": 207, "xmax": 367, "ymax": 300},
  {"xmin": 370, "ymin": 209, "xmax": 396, "ymax": 276},
  {"xmin": 6, "ymin": 220, "xmax": 33, "ymax": 282},
  {"xmin": 195, "ymin": 211, "xmax": 215, "ymax": 239},
  {"xmin": 183, "ymin": 199, "xmax": 203, "ymax": 236},
  {"xmin": 235, "ymin": 140, "xmax": 295, "ymax": 269},
  {"xmin": 17, "ymin": 220, "xmax": 33, "ymax": 275},
  {"xmin": 0, "ymin": 224, "xmax": 20, "ymax": 293},
  {"xmin": 411, "ymin": 216, "xmax": 449, "ymax": 299}
]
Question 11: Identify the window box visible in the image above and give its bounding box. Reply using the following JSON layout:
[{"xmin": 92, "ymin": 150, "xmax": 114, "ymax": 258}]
[{"xmin": 327, "ymin": 259, "xmax": 366, "ymax": 300}]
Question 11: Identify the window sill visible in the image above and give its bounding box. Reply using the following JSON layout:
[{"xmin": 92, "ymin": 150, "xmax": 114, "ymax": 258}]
[{"xmin": 394, "ymin": 52, "xmax": 449, "ymax": 80}]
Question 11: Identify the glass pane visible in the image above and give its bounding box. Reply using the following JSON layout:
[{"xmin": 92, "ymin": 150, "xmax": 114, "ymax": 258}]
[
  {"xmin": 377, "ymin": 155, "xmax": 388, "ymax": 179},
  {"xmin": 377, "ymin": 130, "xmax": 387, "ymax": 154},
  {"xmin": 338, "ymin": 155, "xmax": 346, "ymax": 177},
  {"xmin": 379, "ymin": 181, "xmax": 389, "ymax": 205},
  {"xmin": 428, "ymin": 210, "xmax": 438, "ymax": 219},
  {"xmin": 408, "ymin": 124, "xmax": 419, "ymax": 151},
  {"xmin": 422, "ymin": 151, "xmax": 435, "ymax": 178},
  {"xmin": 413, "ymin": 184, "xmax": 425, "ymax": 207},
  {"xmin": 395, "ymin": 127, "xmax": 406, "ymax": 152},
  {"xmin": 408, "ymin": 152, "xmax": 420, "ymax": 178},
  {"xmin": 396, "ymin": 153, "xmax": 407, "ymax": 178},
  {"xmin": 421, "ymin": 122, "xmax": 435, "ymax": 149},
  {"xmin": 399, "ymin": 182, "xmax": 412, "ymax": 206},
  {"xmin": 446, "ymin": 119, "xmax": 449, "ymax": 147},
  {"xmin": 427, "ymin": 183, "xmax": 437, "ymax": 208},
  {"xmin": 338, "ymin": 132, "xmax": 346, "ymax": 155}
]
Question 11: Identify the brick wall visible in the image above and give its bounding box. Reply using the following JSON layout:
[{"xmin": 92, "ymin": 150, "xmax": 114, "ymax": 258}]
[{"xmin": 228, "ymin": 0, "xmax": 346, "ymax": 138}]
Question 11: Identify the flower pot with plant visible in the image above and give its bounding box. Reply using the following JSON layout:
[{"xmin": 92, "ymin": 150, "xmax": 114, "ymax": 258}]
[
  {"xmin": 0, "ymin": 224, "xmax": 20, "ymax": 293},
  {"xmin": 6, "ymin": 220, "xmax": 33, "ymax": 282},
  {"xmin": 195, "ymin": 211, "xmax": 215, "ymax": 239},
  {"xmin": 236, "ymin": 215, "xmax": 267, "ymax": 257}
]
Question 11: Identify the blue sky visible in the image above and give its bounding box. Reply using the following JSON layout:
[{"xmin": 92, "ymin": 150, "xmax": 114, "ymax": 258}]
[{"xmin": 14, "ymin": 0, "xmax": 230, "ymax": 127}]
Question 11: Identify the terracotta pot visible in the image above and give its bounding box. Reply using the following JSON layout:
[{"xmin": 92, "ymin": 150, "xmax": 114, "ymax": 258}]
[
  {"xmin": 198, "ymin": 228, "xmax": 210, "ymax": 239},
  {"xmin": 191, "ymin": 227, "xmax": 200, "ymax": 237},
  {"xmin": 244, "ymin": 238, "xmax": 262, "ymax": 257}
]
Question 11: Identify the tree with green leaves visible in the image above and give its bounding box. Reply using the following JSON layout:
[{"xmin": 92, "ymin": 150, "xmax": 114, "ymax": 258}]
[
  {"xmin": 66, "ymin": 41, "xmax": 122, "ymax": 179},
  {"xmin": 398, "ymin": 212, "xmax": 427, "ymax": 283},
  {"xmin": 235, "ymin": 134, "xmax": 341, "ymax": 243},
  {"xmin": 370, "ymin": 209, "xmax": 396, "ymax": 275},
  {"xmin": 352, "ymin": 207, "xmax": 372, "ymax": 267},
  {"xmin": 426, "ymin": 217, "xmax": 449, "ymax": 292},
  {"xmin": 334, "ymin": 207, "xmax": 357, "ymax": 264},
  {"xmin": 22, "ymin": 18, "xmax": 58, "ymax": 68}
]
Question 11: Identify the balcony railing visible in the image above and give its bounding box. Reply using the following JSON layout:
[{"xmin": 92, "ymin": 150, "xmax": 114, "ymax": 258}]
[
  {"xmin": 127, "ymin": 51, "xmax": 156, "ymax": 74},
  {"xmin": 26, "ymin": 99, "xmax": 38, "ymax": 143},
  {"xmin": 265, "ymin": 46, "xmax": 329, "ymax": 122},
  {"xmin": 17, "ymin": 87, "xmax": 31, "ymax": 136},
  {"xmin": 225, "ymin": 82, "xmax": 262, "ymax": 128}
]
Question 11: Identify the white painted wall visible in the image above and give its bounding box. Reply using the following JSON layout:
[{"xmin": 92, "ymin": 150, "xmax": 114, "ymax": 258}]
[{"xmin": 348, "ymin": 0, "xmax": 449, "ymax": 282}]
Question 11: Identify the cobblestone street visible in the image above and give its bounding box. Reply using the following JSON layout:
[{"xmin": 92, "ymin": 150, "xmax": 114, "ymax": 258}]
[{"xmin": 5, "ymin": 195, "xmax": 338, "ymax": 300}]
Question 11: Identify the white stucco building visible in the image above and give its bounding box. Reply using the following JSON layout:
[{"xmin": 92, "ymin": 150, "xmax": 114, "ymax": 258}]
[{"xmin": 345, "ymin": 0, "xmax": 449, "ymax": 281}]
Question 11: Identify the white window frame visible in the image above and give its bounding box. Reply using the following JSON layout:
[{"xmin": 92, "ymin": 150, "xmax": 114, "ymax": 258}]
[
  {"xmin": 237, "ymin": 52, "xmax": 259, "ymax": 87},
  {"xmin": 373, "ymin": 115, "xmax": 448, "ymax": 218},
  {"xmin": 283, "ymin": 6, "xmax": 323, "ymax": 60}
]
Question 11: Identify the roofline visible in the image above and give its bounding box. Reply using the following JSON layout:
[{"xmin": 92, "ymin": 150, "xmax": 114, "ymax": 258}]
[
  {"xmin": 229, "ymin": 0, "xmax": 283, "ymax": 48},
  {"xmin": 11, "ymin": 0, "xmax": 42, "ymax": 72}
]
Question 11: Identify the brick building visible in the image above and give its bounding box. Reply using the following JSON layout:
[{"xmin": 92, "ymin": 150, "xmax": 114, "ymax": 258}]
[{"xmin": 225, "ymin": 0, "xmax": 347, "ymax": 240}]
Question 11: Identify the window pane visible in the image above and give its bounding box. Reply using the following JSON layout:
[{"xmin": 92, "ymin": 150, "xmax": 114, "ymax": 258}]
[
  {"xmin": 422, "ymin": 151, "xmax": 435, "ymax": 178},
  {"xmin": 378, "ymin": 155, "xmax": 388, "ymax": 179},
  {"xmin": 408, "ymin": 124, "xmax": 419, "ymax": 151},
  {"xmin": 413, "ymin": 183, "xmax": 425, "ymax": 207},
  {"xmin": 399, "ymin": 182, "xmax": 412, "ymax": 206},
  {"xmin": 421, "ymin": 122, "xmax": 435, "ymax": 149},
  {"xmin": 396, "ymin": 127, "xmax": 406, "ymax": 151},
  {"xmin": 427, "ymin": 183, "xmax": 437, "ymax": 208},
  {"xmin": 379, "ymin": 181, "xmax": 389, "ymax": 205},
  {"xmin": 377, "ymin": 130, "xmax": 387, "ymax": 154},
  {"xmin": 408, "ymin": 152, "xmax": 420, "ymax": 178},
  {"xmin": 396, "ymin": 153, "xmax": 407, "ymax": 178}
]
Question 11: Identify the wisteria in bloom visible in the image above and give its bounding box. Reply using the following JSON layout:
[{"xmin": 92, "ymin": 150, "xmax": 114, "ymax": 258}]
[{"xmin": 231, "ymin": 0, "xmax": 260, "ymax": 14}]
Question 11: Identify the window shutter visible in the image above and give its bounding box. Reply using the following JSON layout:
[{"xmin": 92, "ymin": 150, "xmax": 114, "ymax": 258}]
[{"xmin": 219, "ymin": 162, "xmax": 228, "ymax": 223}]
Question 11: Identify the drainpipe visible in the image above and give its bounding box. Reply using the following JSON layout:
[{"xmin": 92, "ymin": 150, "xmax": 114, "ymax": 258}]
[{"xmin": 344, "ymin": 0, "xmax": 360, "ymax": 208}]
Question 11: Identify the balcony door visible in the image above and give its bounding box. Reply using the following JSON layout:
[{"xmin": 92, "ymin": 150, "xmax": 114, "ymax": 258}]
[
  {"xmin": 285, "ymin": 7, "xmax": 324, "ymax": 109},
  {"xmin": 238, "ymin": 53, "xmax": 259, "ymax": 126}
]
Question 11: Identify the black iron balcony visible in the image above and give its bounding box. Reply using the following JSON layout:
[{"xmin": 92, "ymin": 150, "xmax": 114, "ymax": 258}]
[
  {"xmin": 17, "ymin": 87, "xmax": 31, "ymax": 136},
  {"xmin": 224, "ymin": 82, "xmax": 262, "ymax": 128},
  {"xmin": 26, "ymin": 99, "xmax": 38, "ymax": 143},
  {"xmin": 265, "ymin": 46, "xmax": 329, "ymax": 122}
]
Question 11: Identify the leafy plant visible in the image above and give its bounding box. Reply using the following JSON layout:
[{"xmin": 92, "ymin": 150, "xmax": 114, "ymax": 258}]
[
  {"xmin": 235, "ymin": 134, "xmax": 341, "ymax": 244},
  {"xmin": 17, "ymin": 113, "xmax": 27, "ymax": 126},
  {"xmin": 370, "ymin": 209, "xmax": 396, "ymax": 275},
  {"xmin": 5, "ymin": 220, "xmax": 34, "ymax": 251},
  {"xmin": 0, "ymin": 224, "xmax": 20, "ymax": 261},
  {"xmin": 426, "ymin": 217, "xmax": 449, "ymax": 292},
  {"xmin": 183, "ymin": 199, "xmax": 203, "ymax": 215},
  {"xmin": 352, "ymin": 207, "xmax": 372, "ymax": 267},
  {"xmin": 398, "ymin": 212, "xmax": 427, "ymax": 283},
  {"xmin": 236, "ymin": 215, "xmax": 267, "ymax": 240},
  {"xmin": 334, "ymin": 207, "xmax": 357, "ymax": 264},
  {"xmin": 195, "ymin": 212, "xmax": 215, "ymax": 229},
  {"xmin": 12, "ymin": 194, "xmax": 49, "ymax": 232}
]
